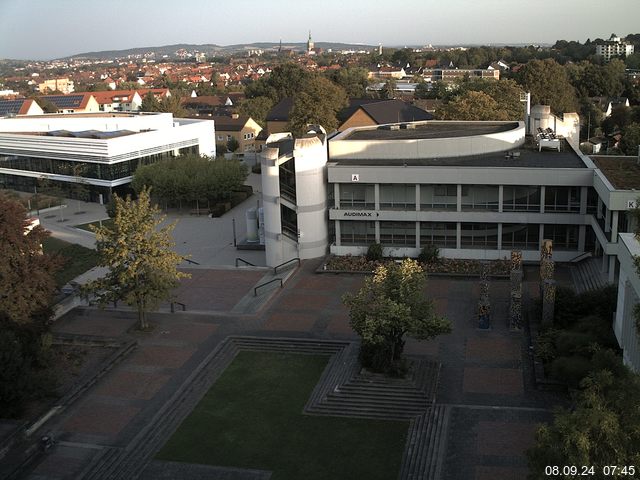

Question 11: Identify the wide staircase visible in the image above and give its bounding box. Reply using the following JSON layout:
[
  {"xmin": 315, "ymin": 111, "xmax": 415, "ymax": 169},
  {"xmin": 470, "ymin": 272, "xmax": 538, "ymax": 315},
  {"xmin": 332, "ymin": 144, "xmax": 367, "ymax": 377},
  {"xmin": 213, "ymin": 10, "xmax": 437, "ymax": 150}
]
[{"xmin": 570, "ymin": 257, "xmax": 610, "ymax": 294}]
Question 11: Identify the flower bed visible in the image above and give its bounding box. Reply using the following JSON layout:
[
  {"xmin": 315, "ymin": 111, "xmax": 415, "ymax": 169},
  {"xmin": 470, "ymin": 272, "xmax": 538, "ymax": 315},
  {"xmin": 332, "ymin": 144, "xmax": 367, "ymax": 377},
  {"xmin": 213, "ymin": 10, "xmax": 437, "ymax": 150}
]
[{"xmin": 323, "ymin": 255, "xmax": 510, "ymax": 276}]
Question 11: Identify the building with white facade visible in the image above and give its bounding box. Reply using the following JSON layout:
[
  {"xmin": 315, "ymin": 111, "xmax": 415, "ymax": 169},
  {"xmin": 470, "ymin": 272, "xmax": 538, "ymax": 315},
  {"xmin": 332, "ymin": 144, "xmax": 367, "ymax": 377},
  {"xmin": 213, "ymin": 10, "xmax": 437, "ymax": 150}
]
[
  {"xmin": 0, "ymin": 112, "xmax": 215, "ymax": 201},
  {"xmin": 596, "ymin": 34, "xmax": 635, "ymax": 62}
]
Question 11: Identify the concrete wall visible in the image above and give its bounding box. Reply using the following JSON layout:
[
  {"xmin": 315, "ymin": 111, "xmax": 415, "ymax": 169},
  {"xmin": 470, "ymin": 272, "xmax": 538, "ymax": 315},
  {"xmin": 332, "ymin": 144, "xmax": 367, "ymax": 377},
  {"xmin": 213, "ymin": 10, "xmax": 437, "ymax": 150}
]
[
  {"xmin": 614, "ymin": 233, "xmax": 640, "ymax": 372},
  {"xmin": 330, "ymin": 121, "xmax": 525, "ymax": 160}
]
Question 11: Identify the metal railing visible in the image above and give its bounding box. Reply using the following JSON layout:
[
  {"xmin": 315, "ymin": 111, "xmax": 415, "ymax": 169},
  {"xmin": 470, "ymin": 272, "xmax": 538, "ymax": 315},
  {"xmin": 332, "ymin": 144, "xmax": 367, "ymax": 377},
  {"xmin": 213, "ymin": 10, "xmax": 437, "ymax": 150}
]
[
  {"xmin": 170, "ymin": 301, "xmax": 186, "ymax": 313},
  {"xmin": 235, "ymin": 257, "xmax": 255, "ymax": 267},
  {"xmin": 274, "ymin": 257, "xmax": 300, "ymax": 275},
  {"xmin": 182, "ymin": 257, "xmax": 200, "ymax": 265},
  {"xmin": 254, "ymin": 278, "xmax": 283, "ymax": 296}
]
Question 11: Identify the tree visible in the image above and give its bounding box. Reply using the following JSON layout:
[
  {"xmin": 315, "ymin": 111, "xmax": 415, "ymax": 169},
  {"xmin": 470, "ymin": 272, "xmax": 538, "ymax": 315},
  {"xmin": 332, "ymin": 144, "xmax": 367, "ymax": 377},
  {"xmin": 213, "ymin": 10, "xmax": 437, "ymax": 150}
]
[
  {"xmin": 140, "ymin": 91, "xmax": 161, "ymax": 112},
  {"xmin": 84, "ymin": 188, "xmax": 189, "ymax": 329},
  {"xmin": 527, "ymin": 365, "xmax": 640, "ymax": 479},
  {"xmin": 158, "ymin": 94, "xmax": 187, "ymax": 117},
  {"xmin": 226, "ymin": 136, "xmax": 239, "ymax": 153},
  {"xmin": 239, "ymin": 96, "xmax": 274, "ymax": 128},
  {"xmin": 34, "ymin": 96, "xmax": 59, "ymax": 113},
  {"xmin": 517, "ymin": 59, "xmax": 578, "ymax": 113},
  {"xmin": 0, "ymin": 194, "xmax": 59, "ymax": 326},
  {"xmin": 620, "ymin": 122, "xmax": 640, "ymax": 155},
  {"xmin": 326, "ymin": 67, "xmax": 370, "ymax": 97},
  {"xmin": 436, "ymin": 90, "xmax": 509, "ymax": 121},
  {"xmin": 380, "ymin": 78, "xmax": 397, "ymax": 100},
  {"xmin": 343, "ymin": 259, "xmax": 451, "ymax": 374},
  {"xmin": 288, "ymin": 76, "xmax": 348, "ymax": 135}
]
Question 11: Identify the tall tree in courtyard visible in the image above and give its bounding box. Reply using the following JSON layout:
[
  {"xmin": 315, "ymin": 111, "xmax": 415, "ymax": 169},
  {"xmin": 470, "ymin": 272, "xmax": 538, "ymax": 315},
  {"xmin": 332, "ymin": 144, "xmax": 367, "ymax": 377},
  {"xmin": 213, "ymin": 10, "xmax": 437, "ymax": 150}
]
[
  {"xmin": 0, "ymin": 194, "xmax": 59, "ymax": 326},
  {"xmin": 288, "ymin": 76, "xmax": 348, "ymax": 136},
  {"xmin": 85, "ymin": 188, "xmax": 189, "ymax": 329},
  {"xmin": 343, "ymin": 259, "xmax": 451, "ymax": 374}
]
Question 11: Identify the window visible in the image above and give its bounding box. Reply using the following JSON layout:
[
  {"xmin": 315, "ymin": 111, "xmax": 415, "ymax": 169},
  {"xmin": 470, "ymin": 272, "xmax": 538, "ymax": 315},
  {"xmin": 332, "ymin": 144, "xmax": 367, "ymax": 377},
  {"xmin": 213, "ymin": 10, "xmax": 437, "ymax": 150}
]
[
  {"xmin": 340, "ymin": 221, "xmax": 376, "ymax": 245},
  {"xmin": 460, "ymin": 223, "xmax": 498, "ymax": 249},
  {"xmin": 502, "ymin": 223, "xmax": 539, "ymax": 250},
  {"xmin": 217, "ymin": 135, "xmax": 224, "ymax": 141},
  {"xmin": 380, "ymin": 184, "xmax": 415, "ymax": 210},
  {"xmin": 503, "ymin": 186, "xmax": 541, "ymax": 212},
  {"xmin": 461, "ymin": 185, "xmax": 499, "ymax": 211},
  {"xmin": 544, "ymin": 186, "xmax": 580, "ymax": 213},
  {"xmin": 544, "ymin": 224, "xmax": 579, "ymax": 250},
  {"xmin": 339, "ymin": 184, "xmax": 374, "ymax": 209},
  {"xmin": 420, "ymin": 185, "xmax": 456, "ymax": 210},
  {"xmin": 380, "ymin": 221, "xmax": 415, "ymax": 247},
  {"xmin": 420, "ymin": 222, "xmax": 457, "ymax": 248},
  {"xmin": 226, "ymin": 135, "xmax": 232, "ymax": 141}
]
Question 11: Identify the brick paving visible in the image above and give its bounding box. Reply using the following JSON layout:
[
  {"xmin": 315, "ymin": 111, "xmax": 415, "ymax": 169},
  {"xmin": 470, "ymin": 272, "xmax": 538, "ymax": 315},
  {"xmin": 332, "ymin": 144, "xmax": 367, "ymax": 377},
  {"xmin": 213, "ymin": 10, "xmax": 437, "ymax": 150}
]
[{"xmin": 22, "ymin": 260, "xmax": 566, "ymax": 480}]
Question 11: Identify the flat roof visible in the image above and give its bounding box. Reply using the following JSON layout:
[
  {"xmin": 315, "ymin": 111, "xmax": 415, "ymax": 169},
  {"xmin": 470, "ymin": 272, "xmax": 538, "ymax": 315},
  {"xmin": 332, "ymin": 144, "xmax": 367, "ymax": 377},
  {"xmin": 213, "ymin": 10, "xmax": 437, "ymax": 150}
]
[
  {"xmin": 591, "ymin": 155, "xmax": 640, "ymax": 190},
  {"xmin": 344, "ymin": 122, "xmax": 519, "ymax": 141},
  {"xmin": 331, "ymin": 140, "xmax": 586, "ymax": 169}
]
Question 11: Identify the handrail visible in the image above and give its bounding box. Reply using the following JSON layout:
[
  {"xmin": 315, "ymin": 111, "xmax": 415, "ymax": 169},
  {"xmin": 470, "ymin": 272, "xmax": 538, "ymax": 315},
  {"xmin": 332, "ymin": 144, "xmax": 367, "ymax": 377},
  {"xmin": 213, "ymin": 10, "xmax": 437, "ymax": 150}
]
[
  {"xmin": 254, "ymin": 278, "xmax": 283, "ymax": 296},
  {"xmin": 273, "ymin": 257, "xmax": 300, "ymax": 275},
  {"xmin": 170, "ymin": 301, "xmax": 186, "ymax": 313},
  {"xmin": 182, "ymin": 257, "xmax": 200, "ymax": 265},
  {"xmin": 568, "ymin": 251, "xmax": 593, "ymax": 263},
  {"xmin": 235, "ymin": 257, "xmax": 255, "ymax": 267}
]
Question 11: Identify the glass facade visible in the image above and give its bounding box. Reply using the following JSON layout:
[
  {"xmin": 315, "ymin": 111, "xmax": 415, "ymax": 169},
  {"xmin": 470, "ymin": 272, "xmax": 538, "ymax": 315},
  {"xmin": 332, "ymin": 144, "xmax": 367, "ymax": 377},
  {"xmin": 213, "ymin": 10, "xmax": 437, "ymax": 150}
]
[
  {"xmin": 420, "ymin": 184, "xmax": 457, "ymax": 210},
  {"xmin": 544, "ymin": 186, "xmax": 580, "ymax": 213},
  {"xmin": 503, "ymin": 186, "xmax": 541, "ymax": 212},
  {"xmin": 461, "ymin": 185, "xmax": 499, "ymax": 211},
  {"xmin": 502, "ymin": 223, "xmax": 540, "ymax": 250},
  {"xmin": 461, "ymin": 223, "xmax": 499, "ymax": 249},
  {"xmin": 544, "ymin": 224, "xmax": 579, "ymax": 250},
  {"xmin": 278, "ymin": 157, "xmax": 296, "ymax": 203},
  {"xmin": 380, "ymin": 184, "xmax": 415, "ymax": 210},
  {"xmin": 380, "ymin": 221, "xmax": 415, "ymax": 247},
  {"xmin": 420, "ymin": 222, "xmax": 457, "ymax": 248},
  {"xmin": 340, "ymin": 184, "xmax": 374, "ymax": 209},
  {"xmin": 340, "ymin": 221, "xmax": 376, "ymax": 245}
]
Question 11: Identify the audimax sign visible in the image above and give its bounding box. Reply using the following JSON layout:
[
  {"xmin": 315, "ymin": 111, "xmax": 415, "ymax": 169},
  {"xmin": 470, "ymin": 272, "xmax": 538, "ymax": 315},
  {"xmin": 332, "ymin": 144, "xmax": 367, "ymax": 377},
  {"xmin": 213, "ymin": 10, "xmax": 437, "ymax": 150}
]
[{"xmin": 343, "ymin": 211, "xmax": 380, "ymax": 217}]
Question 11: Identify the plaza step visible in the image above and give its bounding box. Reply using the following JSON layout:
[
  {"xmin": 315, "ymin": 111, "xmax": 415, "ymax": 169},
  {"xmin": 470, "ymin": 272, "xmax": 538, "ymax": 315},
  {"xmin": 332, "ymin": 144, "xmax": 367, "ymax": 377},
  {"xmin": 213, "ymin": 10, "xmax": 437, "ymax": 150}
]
[{"xmin": 571, "ymin": 257, "xmax": 609, "ymax": 294}]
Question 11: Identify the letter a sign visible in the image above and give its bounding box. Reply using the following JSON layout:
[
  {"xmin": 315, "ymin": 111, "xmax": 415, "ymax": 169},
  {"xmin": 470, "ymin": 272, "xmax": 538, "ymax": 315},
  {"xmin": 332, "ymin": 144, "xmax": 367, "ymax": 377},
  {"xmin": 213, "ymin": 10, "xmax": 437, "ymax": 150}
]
[{"xmin": 351, "ymin": 174, "xmax": 360, "ymax": 182}]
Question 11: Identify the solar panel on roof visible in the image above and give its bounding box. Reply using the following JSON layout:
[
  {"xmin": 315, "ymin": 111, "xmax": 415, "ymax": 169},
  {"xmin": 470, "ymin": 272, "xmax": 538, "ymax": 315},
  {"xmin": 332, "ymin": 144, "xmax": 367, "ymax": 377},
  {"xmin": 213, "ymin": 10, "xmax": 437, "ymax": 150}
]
[{"xmin": 43, "ymin": 95, "xmax": 84, "ymax": 108}]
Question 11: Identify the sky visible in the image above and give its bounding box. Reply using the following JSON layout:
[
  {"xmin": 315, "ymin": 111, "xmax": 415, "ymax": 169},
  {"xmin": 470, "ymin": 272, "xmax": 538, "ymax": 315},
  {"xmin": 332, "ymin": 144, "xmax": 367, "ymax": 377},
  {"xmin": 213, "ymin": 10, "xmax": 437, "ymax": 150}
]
[{"xmin": 1, "ymin": 0, "xmax": 639, "ymax": 60}]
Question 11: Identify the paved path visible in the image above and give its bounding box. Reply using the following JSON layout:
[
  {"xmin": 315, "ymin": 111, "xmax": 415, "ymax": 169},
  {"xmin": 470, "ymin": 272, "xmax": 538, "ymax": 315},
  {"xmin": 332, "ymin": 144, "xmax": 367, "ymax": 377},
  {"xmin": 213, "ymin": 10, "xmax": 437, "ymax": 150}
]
[{"xmin": 21, "ymin": 260, "xmax": 564, "ymax": 480}]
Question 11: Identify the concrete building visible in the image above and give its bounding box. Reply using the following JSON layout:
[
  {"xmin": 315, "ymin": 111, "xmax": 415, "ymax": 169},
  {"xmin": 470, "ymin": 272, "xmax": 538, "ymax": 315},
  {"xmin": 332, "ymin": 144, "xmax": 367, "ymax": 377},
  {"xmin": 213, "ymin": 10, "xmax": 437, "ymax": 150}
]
[
  {"xmin": 0, "ymin": 112, "xmax": 215, "ymax": 201},
  {"xmin": 614, "ymin": 233, "xmax": 640, "ymax": 372},
  {"xmin": 212, "ymin": 114, "xmax": 262, "ymax": 153},
  {"xmin": 596, "ymin": 34, "xmax": 635, "ymax": 62},
  {"xmin": 38, "ymin": 78, "xmax": 75, "ymax": 94}
]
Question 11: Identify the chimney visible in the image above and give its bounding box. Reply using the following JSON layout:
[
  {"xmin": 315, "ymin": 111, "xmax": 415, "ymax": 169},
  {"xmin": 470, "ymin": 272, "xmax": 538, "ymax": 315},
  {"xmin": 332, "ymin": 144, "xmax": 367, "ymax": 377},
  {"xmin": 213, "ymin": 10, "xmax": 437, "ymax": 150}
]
[{"xmin": 231, "ymin": 113, "xmax": 239, "ymax": 120}]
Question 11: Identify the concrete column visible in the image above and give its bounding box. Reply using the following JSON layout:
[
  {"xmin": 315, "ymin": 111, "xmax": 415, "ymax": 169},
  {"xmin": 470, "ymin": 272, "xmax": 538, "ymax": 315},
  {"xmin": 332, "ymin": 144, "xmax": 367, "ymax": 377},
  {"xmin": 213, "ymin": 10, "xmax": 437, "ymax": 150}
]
[
  {"xmin": 538, "ymin": 224, "xmax": 545, "ymax": 255},
  {"xmin": 334, "ymin": 183, "xmax": 340, "ymax": 209},
  {"xmin": 415, "ymin": 184, "xmax": 420, "ymax": 212},
  {"xmin": 374, "ymin": 184, "xmax": 380, "ymax": 211},
  {"xmin": 579, "ymin": 186, "xmax": 588, "ymax": 215},
  {"xmin": 578, "ymin": 225, "xmax": 586, "ymax": 252},
  {"xmin": 416, "ymin": 221, "xmax": 420, "ymax": 248},
  {"xmin": 498, "ymin": 185, "xmax": 504, "ymax": 213},
  {"xmin": 602, "ymin": 253, "xmax": 607, "ymax": 273},
  {"xmin": 497, "ymin": 223, "xmax": 503, "ymax": 250},
  {"xmin": 457, "ymin": 184, "xmax": 462, "ymax": 212},
  {"xmin": 540, "ymin": 186, "xmax": 546, "ymax": 213},
  {"xmin": 597, "ymin": 197, "xmax": 603, "ymax": 219},
  {"xmin": 456, "ymin": 222, "xmax": 461, "ymax": 249},
  {"xmin": 611, "ymin": 211, "xmax": 619, "ymax": 240},
  {"xmin": 609, "ymin": 255, "xmax": 616, "ymax": 283},
  {"xmin": 605, "ymin": 208, "xmax": 611, "ymax": 233},
  {"xmin": 375, "ymin": 220, "xmax": 380, "ymax": 243},
  {"xmin": 335, "ymin": 220, "xmax": 341, "ymax": 246}
]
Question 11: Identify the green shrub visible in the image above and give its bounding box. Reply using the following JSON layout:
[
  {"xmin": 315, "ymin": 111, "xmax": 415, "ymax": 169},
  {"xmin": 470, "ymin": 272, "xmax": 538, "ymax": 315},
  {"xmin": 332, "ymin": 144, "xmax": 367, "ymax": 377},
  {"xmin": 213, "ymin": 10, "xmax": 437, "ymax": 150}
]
[
  {"xmin": 418, "ymin": 244, "xmax": 440, "ymax": 264},
  {"xmin": 554, "ymin": 330, "xmax": 599, "ymax": 358},
  {"xmin": 366, "ymin": 243, "xmax": 384, "ymax": 262},
  {"xmin": 550, "ymin": 355, "xmax": 592, "ymax": 388}
]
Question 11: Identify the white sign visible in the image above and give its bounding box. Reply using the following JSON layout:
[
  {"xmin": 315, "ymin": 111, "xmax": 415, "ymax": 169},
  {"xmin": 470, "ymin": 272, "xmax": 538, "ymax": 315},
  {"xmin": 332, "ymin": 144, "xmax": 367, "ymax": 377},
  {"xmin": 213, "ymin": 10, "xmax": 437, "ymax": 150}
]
[
  {"xmin": 351, "ymin": 174, "xmax": 360, "ymax": 182},
  {"xmin": 627, "ymin": 200, "xmax": 638, "ymax": 209}
]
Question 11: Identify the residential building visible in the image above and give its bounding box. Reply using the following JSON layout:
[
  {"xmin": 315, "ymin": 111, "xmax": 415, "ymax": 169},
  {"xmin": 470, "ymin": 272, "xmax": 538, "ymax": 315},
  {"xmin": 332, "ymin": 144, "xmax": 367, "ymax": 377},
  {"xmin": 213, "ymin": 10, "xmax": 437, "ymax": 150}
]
[
  {"xmin": 0, "ymin": 112, "xmax": 215, "ymax": 201},
  {"xmin": 0, "ymin": 99, "xmax": 44, "ymax": 117},
  {"xmin": 338, "ymin": 99, "xmax": 432, "ymax": 131},
  {"xmin": 423, "ymin": 68, "xmax": 500, "ymax": 82},
  {"xmin": 37, "ymin": 78, "xmax": 75, "ymax": 94},
  {"xmin": 596, "ymin": 34, "xmax": 635, "ymax": 62},
  {"xmin": 265, "ymin": 97, "xmax": 294, "ymax": 134},
  {"xmin": 90, "ymin": 90, "xmax": 144, "ymax": 112},
  {"xmin": 212, "ymin": 114, "xmax": 262, "ymax": 153},
  {"xmin": 39, "ymin": 93, "xmax": 100, "ymax": 114}
]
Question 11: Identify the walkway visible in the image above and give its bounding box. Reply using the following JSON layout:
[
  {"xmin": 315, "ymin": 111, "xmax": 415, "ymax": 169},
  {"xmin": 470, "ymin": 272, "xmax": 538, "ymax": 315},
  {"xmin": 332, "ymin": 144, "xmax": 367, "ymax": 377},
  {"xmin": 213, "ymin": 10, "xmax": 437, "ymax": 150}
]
[{"xmin": 18, "ymin": 260, "xmax": 563, "ymax": 480}]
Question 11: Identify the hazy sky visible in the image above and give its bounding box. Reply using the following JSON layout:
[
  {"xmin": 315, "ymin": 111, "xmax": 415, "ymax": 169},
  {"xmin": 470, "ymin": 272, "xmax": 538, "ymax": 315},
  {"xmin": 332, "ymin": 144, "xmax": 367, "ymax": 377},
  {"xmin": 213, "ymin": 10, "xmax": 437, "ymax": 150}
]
[{"xmin": 1, "ymin": 0, "xmax": 639, "ymax": 60}]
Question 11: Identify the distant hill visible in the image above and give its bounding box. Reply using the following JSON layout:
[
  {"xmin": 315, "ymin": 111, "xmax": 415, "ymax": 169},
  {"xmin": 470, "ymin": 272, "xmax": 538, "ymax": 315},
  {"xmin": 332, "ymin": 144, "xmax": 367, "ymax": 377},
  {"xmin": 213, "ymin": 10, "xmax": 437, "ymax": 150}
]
[{"xmin": 63, "ymin": 42, "xmax": 380, "ymax": 60}]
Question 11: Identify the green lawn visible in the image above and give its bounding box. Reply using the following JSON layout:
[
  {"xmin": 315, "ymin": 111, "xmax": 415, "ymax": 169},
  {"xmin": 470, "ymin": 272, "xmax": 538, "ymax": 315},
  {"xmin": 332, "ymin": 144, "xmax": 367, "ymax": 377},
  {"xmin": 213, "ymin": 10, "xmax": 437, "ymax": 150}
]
[
  {"xmin": 157, "ymin": 351, "xmax": 408, "ymax": 480},
  {"xmin": 74, "ymin": 218, "xmax": 114, "ymax": 232},
  {"xmin": 42, "ymin": 237, "xmax": 99, "ymax": 286}
]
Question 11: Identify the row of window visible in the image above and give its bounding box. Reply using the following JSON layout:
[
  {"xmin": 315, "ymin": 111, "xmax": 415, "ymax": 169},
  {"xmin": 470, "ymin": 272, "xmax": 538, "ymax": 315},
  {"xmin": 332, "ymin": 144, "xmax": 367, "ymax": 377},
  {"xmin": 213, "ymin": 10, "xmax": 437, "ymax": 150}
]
[
  {"xmin": 0, "ymin": 148, "xmax": 197, "ymax": 181},
  {"xmin": 339, "ymin": 221, "xmax": 579, "ymax": 250},
  {"xmin": 338, "ymin": 184, "xmax": 590, "ymax": 213}
]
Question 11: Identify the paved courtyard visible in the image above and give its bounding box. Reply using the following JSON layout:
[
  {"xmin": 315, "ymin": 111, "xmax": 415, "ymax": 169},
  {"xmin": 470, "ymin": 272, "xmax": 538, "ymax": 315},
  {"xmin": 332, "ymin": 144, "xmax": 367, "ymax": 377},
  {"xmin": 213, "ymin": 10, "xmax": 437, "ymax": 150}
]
[{"xmin": 19, "ymin": 259, "xmax": 563, "ymax": 480}]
